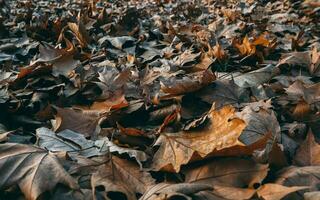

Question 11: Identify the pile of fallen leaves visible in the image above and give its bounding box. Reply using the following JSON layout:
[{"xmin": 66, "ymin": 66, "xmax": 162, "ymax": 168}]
[{"xmin": 0, "ymin": 0, "xmax": 320, "ymax": 199}]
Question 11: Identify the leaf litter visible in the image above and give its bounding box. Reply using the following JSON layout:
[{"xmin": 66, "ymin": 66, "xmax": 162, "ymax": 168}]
[{"xmin": 0, "ymin": 0, "xmax": 320, "ymax": 199}]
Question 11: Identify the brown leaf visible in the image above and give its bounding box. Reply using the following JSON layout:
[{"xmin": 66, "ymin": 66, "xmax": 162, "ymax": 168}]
[
  {"xmin": 152, "ymin": 105, "xmax": 250, "ymax": 172},
  {"xmin": 236, "ymin": 103, "xmax": 280, "ymax": 145},
  {"xmin": 0, "ymin": 143, "xmax": 78, "ymax": 200},
  {"xmin": 310, "ymin": 47, "xmax": 320, "ymax": 76},
  {"xmin": 175, "ymin": 49, "xmax": 201, "ymax": 67},
  {"xmin": 304, "ymin": 191, "xmax": 320, "ymax": 200},
  {"xmin": 160, "ymin": 70, "xmax": 216, "ymax": 95},
  {"xmin": 211, "ymin": 185, "xmax": 256, "ymax": 200},
  {"xmin": 212, "ymin": 43, "xmax": 228, "ymax": 61},
  {"xmin": 140, "ymin": 182, "xmax": 212, "ymax": 200},
  {"xmin": 32, "ymin": 40, "xmax": 79, "ymax": 77},
  {"xmin": 75, "ymin": 93, "xmax": 128, "ymax": 114},
  {"xmin": 233, "ymin": 35, "xmax": 255, "ymax": 56},
  {"xmin": 185, "ymin": 157, "xmax": 269, "ymax": 188},
  {"xmin": 275, "ymin": 166, "xmax": 320, "ymax": 192},
  {"xmin": 294, "ymin": 129, "xmax": 320, "ymax": 166},
  {"xmin": 91, "ymin": 156, "xmax": 155, "ymax": 200},
  {"xmin": 257, "ymin": 183, "xmax": 307, "ymax": 200},
  {"xmin": 233, "ymin": 33, "xmax": 276, "ymax": 58},
  {"xmin": 53, "ymin": 107, "xmax": 101, "ymax": 138},
  {"xmin": 196, "ymin": 79, "xmax": 244, "ymax": 109},
  {"xmin": 68, "ymin": 22, "xmax": 91, "ymax": 48},
  {"xmin": 285, "ymin": 80, "xmax": 320, "ymax": 105},
  {"xmin": 193, "ymin": 52, "xmax": 214, "ymax": 71},
  {"xmin": 117, "ymin": 122, "xmax": 146, "ymax": 137},
  {"xmin": 267, "ymin": 142, "xmax": 288, "ymax": 168}
]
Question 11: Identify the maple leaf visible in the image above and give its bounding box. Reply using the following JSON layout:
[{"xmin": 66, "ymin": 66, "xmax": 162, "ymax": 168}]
[
  {"xmin": 151, "ymin": 105, "xmax": 269, "ymax": 172},
  {"xmin": 91, "ymin": 156, "xmax": 155, "ymax": 200},
  {"xmin": 0, "ymin": 143, "xmax": 78, "ymax": 200}
]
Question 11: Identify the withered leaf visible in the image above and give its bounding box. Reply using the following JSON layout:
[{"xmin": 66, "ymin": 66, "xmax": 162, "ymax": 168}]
[
  {"xmin": 91, "ymin": 156, "xmax": 155, "ymax": 200},
  {"xmin": 294, "ymin": 129, "xmax": 320, "ymax": 166},
  {"xmin": 184, "ymin": 157, "xmax": 269, "ymax": 188},
  {"xmin": 32, "ymin": 41, "xmax": 79, "ymax": 77},
  {"xmin": 151, "ymin": 105, "xmax": 263, "ymax": 172},
  {"xmin": 233, "ymin": 64, "xmax": 277, "ymax": 88},
  {"xmin": 37, "ymin": 127, "xmax": 104, "ymax": 157},
  {"xmin": 275, "ymin": 166, "xmax": 320, "ymax": 192},
  {"xmin": 95, "ymin": 138, "xmax": 148, "ymax": 168},
  {"xmin": 196, "ymin": 79, "xmax": 244, "ymax": 109},
  {"xmin": 160, "ymin": 70, "xmax": 216, "ymax": 95},
  {"xmin": 53, "ymin": 107, "xmax": 101, "ymax": 139},
  {"xmin": 68, "ymin": 22, "xmax": 91, "ymax": 48},
  {"xmin": 140, "ymin": 182, "xmax": 212, "ymax": 200},
  {"xmin": 257, "ymin": 183, "xmax": 308, "ymax": 200},
  {"xmin": 236, "ymin": 103, "xmax": 280, "ymax": 145},
  {"xmin": 0, "ymin": 143, "xmax": 78, "ymax": 200}
]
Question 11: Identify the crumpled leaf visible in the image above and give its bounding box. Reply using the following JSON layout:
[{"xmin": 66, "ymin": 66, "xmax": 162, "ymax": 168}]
[
  {"xmin": 95, "ymin": 138, "xmax": 148, "ymax": 168},
  {"xmin": 151, "ymin": 105, "xmax": 269, "ymax": 172},
  {"xmin": 174, "ymin": 49, "xmax": 201, "ymax": 68},
  {"xmin": 278, "ymin": 48, "xmax": 320, "ymax": 77},
  {"xmin": 98, "ymin": 36, "xmax": 135, "ymax": 49},
  {"xmin": 31, "ymin": 41, "xmax": 79, "ymax": 77},
  {"xmin": 68, "ymin": 21, "xmax": 91, "ymax": 48},
  {"xmin": 160, "ymin": 70, "xmax": 216, "ymax": 95},
  {"xmin": 233, "ymin": 34, "xmax": 276, "ymax": 57},
  {"xmin": 91, "ymin": 156, "xmax": 155, "ymax": 200},
  {"xmin": 0, "ymin": 143, "xmax": 78, "ymax": 200}
]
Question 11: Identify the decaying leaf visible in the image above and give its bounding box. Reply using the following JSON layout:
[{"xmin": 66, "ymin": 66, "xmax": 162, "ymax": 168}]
[{"xmin": 1, "ymin": 0, "xmax": 320, "ymax": 198}]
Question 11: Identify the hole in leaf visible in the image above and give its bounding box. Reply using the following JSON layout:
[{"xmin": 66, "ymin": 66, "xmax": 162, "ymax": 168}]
[
  {"xmin": 107, "ymin": 191, "xmax": 127, "ymax": 200},
  {"xmin": 95, "ymin": 185, "xmax": 105, "ymax": 192}
]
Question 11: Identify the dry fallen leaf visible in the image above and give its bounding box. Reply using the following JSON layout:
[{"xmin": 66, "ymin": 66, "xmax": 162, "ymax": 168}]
[
  {"xmin": 0, "ymin": 143, "xmax": 78, "ymax": 200},
  {"xmin": 91, "ymin": 156, "xmax": 155, "ymax": 200},
  {"xmin": 294, "ymin": 129, "xmax": 320, "ymax": 166},
  {"xmin": 53, "ymin": 107, "xmax": 101, "ymax": 138},
  {"xmin": 140, "ymin": 182, "xmax": 212, "ymax": 200},
  {"xmin": 160, "ymin": 70, "xmax": 216, "ymax": 95},
  {"xmin": 68, "ymin": 22, "xmax": 91, "ymax": 48},
  {"xmin": 184, "ymin": 157, "xmax": 269, "ymax": 188},
  {"xmin": 151, "ymin": 105, "xmax": 270, "ymax": 172},
  {"xmin": 257, "ymin": 183, "xmax": 308, "ymax": 200},
  {"xmin": 275, "ymin": 166, "xmax": 320, "ymax": 193}
]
